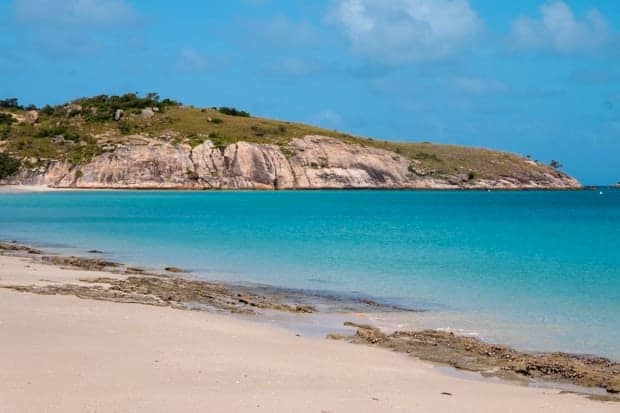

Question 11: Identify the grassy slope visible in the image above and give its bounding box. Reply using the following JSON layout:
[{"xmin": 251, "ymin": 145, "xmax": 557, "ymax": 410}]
[{"xmin": 1, "ymin": 103, "xmax": 558, "ymax": 181}]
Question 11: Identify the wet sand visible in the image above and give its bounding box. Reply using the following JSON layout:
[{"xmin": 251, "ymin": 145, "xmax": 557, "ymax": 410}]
[{"xmin": 0, "ymin": 248, "xmax": 618, "ymax": 412}]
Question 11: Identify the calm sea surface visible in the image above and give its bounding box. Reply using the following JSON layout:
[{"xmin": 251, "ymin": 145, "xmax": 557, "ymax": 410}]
[{"xmin": 1, "ymin": 189, "xmax": 619, "ymax": 359}]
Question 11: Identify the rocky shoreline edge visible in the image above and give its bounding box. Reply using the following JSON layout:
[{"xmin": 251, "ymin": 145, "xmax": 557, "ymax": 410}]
[
  {"xmin": 1, "ymin": 241, "xmax": 618, "ymax": 400},
  {"xmin": 0, "ymin": 184, "xmax": 584, "ymax": 192}
]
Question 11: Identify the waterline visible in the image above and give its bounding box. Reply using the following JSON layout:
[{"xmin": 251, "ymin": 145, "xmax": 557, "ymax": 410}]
[{"xmin": 1, "ymin": 189, "xmax": 618, "ymax": 359}]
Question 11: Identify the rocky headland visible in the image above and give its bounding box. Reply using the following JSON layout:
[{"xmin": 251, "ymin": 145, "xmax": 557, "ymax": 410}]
[
  {"xmin": 3, "ymin": 135, "xmax": 581, "ymax": 190},
  {"xmin": 329, "ymin": 323, "xmax": 619, "ymax": 398},
  {"xmin": 0, "ymin": 94, "xmax": 580, "ymax": 190}
]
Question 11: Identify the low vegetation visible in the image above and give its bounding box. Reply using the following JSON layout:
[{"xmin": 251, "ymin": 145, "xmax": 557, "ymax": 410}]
[
  {"xmin": 0, "ymin": 98, "xmax": 37, "ymax": 111},
  {"xmin": 0, "ymin": 93, "xmax": 560, "ymax": 180},
  {"xmin": 73, "ymin": 93, "xmax": 180, "ymax": 122},
  {"xmin": 0, "ymin": 153, "xmax": 20, "ymax": 179},
  {"xmin": 550, "ymin": 160, "xmax": 563, "ymax": 169},
  {"xmin": 215, "ymin": 107, "xmax": 250, "ymax": 117},
  {"xmin": 0, "ymin": 98, "xmax": 23, "ymax": 110},
  {"xmin": 0, "ymin": 113, "xmax": 14, "ymax": 125}
]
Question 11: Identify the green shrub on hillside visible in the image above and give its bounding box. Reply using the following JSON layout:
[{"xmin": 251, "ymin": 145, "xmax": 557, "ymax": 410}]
[
  {"xmin": 550, "ymin": 160, "xmax": 563, "ymax": 169},
  {"xmin": 251, "ymin": 126, "xmax": 266, "ymax": 136},
  {"xmin": 0, "ymin": 125, "xmax": 10, "ymax": 140},
  {"xmin": 0, "ymin": 98, "xmax": 22, "ymax": 109},
  {"xmin": 208, "ymin": 132, "xmax": 228, "ymax": 149},
  {"xmin": 75, "ymin": 93, "xmax": 181, "ymax": 122},
  {"xmin": 217, "ymin": 107, "xmax": 250, "ymax": 117},
  {"xmin": 414, "ymin": 152, "xmax": 442, "ymax": 162},
  {"xmin": 0, "ymin": 153, "xmax": 20, "ymax": 179},
  {"xmin": 0, "ymin": 113, "xmax": 14, "ymax": 125},
  {"xmin": 34, "ymin": 125, "xmax": 68, "ymax": 138},
  {"xmin": 118, "ymin": 121, "xmax": 134, "ymax": 134},
  {"xmin": 39, "ymin": 105, "xmax": 62, "ymax": 117}
]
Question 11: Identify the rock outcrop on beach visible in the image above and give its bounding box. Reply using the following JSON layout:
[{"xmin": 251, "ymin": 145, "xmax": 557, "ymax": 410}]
[
  {"xmin": 2, "ymin": 241, "xmax": 617, "ymax": 398},
  {"xmin": 0, "ymin": 93, "xmax": 581, "ymax": 190},
  {"xmin": 3, "ymin": 135, "xmax": 579, "ymax": 190},
  {"xmin": 330, "ymin": 322, "xmax": 620, "ymax": 396},
  {"xmin": 0, "ymin": 242, "xmax": 316, "ymax": 314}
]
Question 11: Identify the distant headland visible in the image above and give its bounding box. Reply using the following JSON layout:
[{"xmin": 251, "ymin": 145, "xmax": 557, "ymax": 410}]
[{"xmin": 0, "ymin": 94, "xmax": 580, "ymax": 190}]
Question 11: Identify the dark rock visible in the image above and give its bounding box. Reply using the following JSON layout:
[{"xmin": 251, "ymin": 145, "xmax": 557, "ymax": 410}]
[
  {"xmin": 164, "ymin": 266, "xmax": 187, "ymax": 273},
  {"xmin": 0, "ymin": 242, "xmax": 42, "ymax": 255},
  {"xmin": 41, "ymin": 255, "xmax": 120, "ymax": 271},
  {"xmin": 331, "ymin": 323, "xmax": 620, "ymax": 395}
]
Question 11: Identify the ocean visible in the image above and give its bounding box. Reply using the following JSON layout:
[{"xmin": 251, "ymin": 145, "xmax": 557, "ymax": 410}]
[{"xmin": 1, "ymin": 189, "xmax": 619, "ymax": 359}]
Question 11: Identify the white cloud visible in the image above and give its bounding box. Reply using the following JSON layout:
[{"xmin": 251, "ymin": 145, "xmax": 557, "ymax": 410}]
[
  {"xmin": 329, "ymin": 0, "xmax": 483, "ymax": 63},
  {"xmin": 12, "ymin": 0, "xmax": 138, "ymax": 26},
  {"xmin": 509, "ymin": 1, "xmax": 611, "ymax": 54}
]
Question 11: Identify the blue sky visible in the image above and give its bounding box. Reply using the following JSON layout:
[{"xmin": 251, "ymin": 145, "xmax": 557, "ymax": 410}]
[{"xmin": 1, "ymin": 0, "xmax": 618, "ymax": 184}]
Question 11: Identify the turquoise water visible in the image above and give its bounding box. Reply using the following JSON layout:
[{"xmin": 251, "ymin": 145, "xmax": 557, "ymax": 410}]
[{"xmin": 1, "ymin": 189, "xmax": 619, "ymax": 359}]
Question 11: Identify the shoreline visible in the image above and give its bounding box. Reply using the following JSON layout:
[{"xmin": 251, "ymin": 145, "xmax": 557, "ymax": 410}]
[
  {"xmin": 1, "ymin": 241, "xmax": 618, "ymax": 404},
  {"xmin": 0, "ymin": 184, "xmax": 591, "ymax": 193},
  {"xmin": 0, "ymin": 241, "xmax": 419, "ymax": 316},
  {"xmin": 3, "ymin": 257, "xmax": 617, "ymax": 413},
  {"xmin": 2, "ymin": 238, "xmax": 617, "ymax": 360}
]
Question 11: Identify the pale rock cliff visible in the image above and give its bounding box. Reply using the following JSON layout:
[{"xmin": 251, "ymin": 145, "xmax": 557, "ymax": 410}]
[{"xmin": 3, "ymin": 136, "xmax": 581, "ymax": 190}]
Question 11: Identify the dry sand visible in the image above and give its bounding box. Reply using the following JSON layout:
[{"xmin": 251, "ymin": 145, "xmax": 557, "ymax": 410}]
[
  {"xmin": 0, "ymin": 254, "xmax": 617, "ymax": 412},
  {"xmin": 0, "ymin": 185, "xmax": 93, "ymax": 193},
  {"xmin": 0, "ymin": 185, "xmax": 56, "ymax": 193}
]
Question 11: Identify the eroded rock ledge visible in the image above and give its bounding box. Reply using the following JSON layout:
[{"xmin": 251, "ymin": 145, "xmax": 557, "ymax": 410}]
[
  {"xmin": 0, "ymin": 242, "xmax": 315, "ymax": 314},
  {"xmin": 5, "ymin": 277, "xmax": 316, "ymax": 315},
  {"xmin": 3, "ymin": 242, "xmax": 616, "ymax": 399},
  {"xmin": 329, "ymin": 322, "xmax": 620, "ymax": 397}
]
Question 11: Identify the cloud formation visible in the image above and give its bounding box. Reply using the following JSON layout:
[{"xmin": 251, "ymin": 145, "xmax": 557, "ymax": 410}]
[
  {"xmin": 12, "ymin": 0, "xmax": 138, "ymax": 26},
  {"xmin": 330, "ymin": 0, "xmax": 482, "ymax": 63},
  {"xmin": 509, "ymin": 1, "xmax": 611, "ymax": 54}
]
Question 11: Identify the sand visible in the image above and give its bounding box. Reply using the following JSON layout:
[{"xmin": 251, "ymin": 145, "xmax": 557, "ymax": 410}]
[
  {"xmin": 0, "ymin": 185, "xmax": 93, "ymax": 193},
  {"xmin": 0, "ymin": 254, "xmax": 617, "ymax": 412},
  {"xmin": 0, "ymin": 185, "xmax": 56, "ymax": 193}
]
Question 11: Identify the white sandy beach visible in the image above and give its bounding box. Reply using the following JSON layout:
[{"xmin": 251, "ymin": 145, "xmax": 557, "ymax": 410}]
[
  {"xmin": 0, "ymin": 185, "xmax": 54, "ymax": 193},
  {"xmin": 0, "ymin": 254, "xmax": 617, "ymax": 412}
]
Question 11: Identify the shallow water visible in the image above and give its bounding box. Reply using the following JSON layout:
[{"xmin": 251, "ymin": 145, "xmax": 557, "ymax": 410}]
[{"xmin": 1, "ymin": 189, "xmax": 619, "ymax": 359}]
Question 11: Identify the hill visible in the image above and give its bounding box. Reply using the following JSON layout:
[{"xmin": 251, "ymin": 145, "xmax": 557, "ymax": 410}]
[{"xmin": 0, "ymin": 94, "xmax": 580, "ymax": 190}]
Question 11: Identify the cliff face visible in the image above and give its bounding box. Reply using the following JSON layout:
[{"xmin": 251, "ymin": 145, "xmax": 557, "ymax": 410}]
[{"xmin": 5, "ymin": 135, "xmax": 581, "ymax": 190}]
